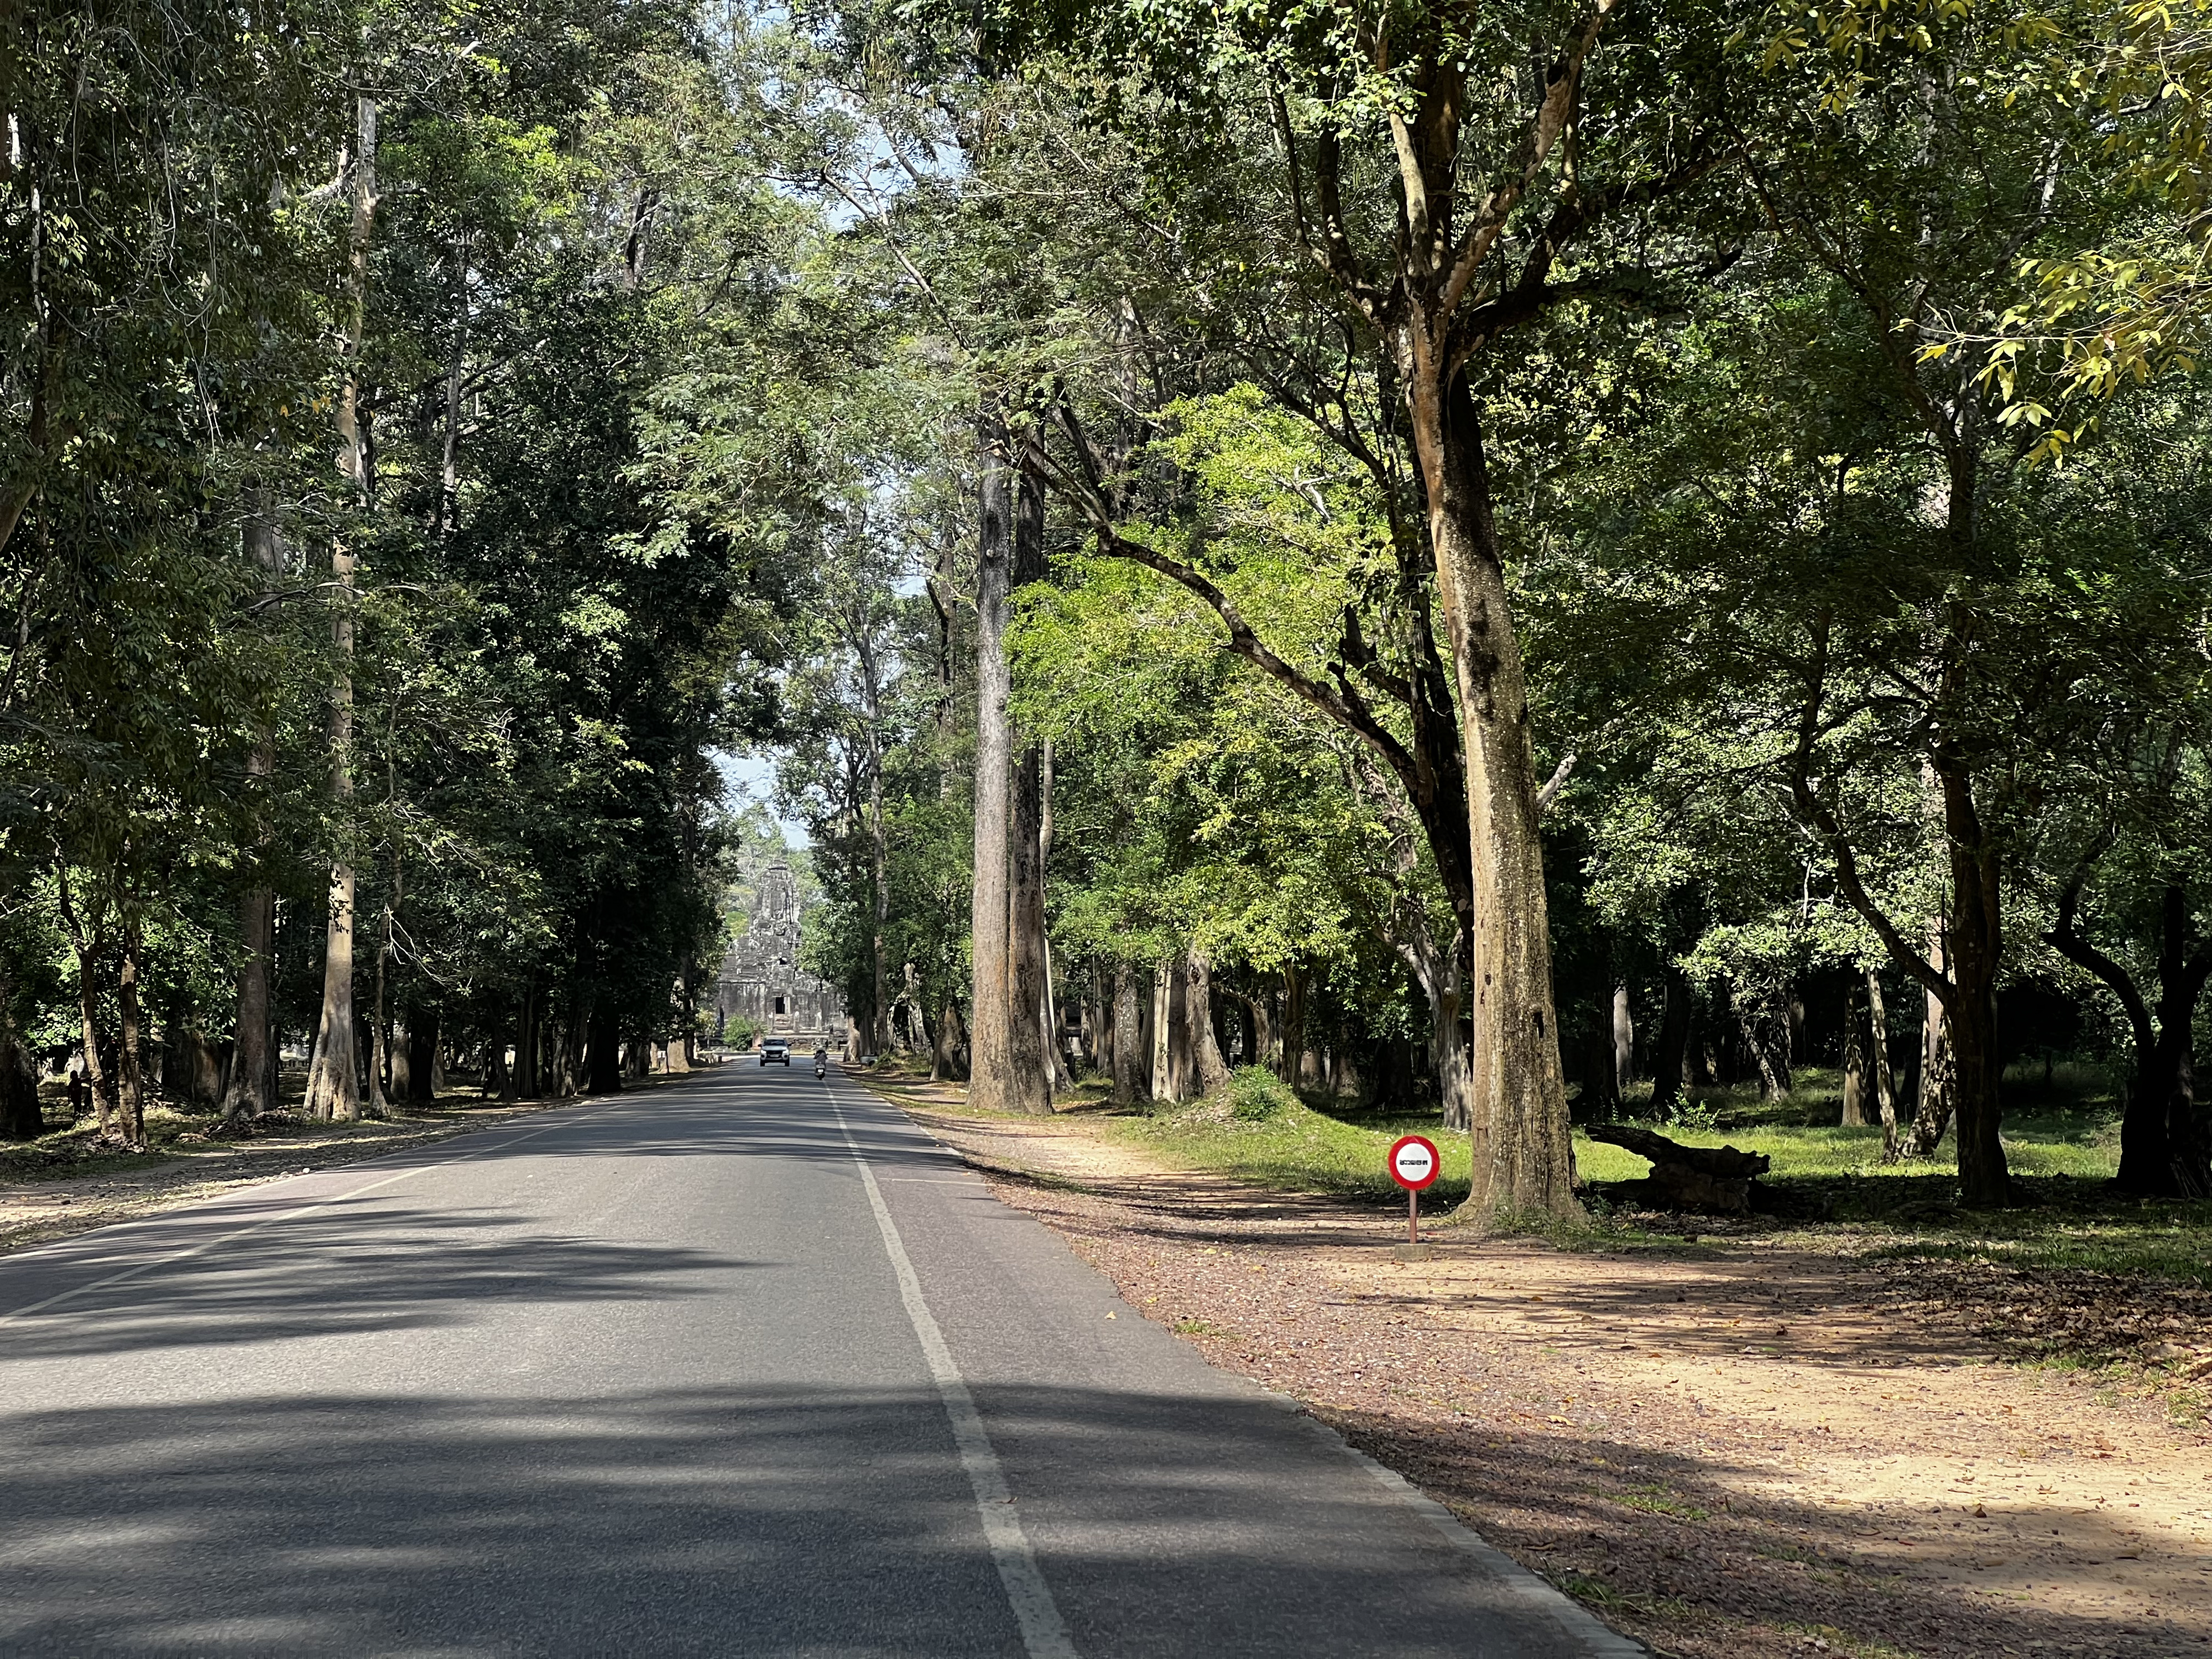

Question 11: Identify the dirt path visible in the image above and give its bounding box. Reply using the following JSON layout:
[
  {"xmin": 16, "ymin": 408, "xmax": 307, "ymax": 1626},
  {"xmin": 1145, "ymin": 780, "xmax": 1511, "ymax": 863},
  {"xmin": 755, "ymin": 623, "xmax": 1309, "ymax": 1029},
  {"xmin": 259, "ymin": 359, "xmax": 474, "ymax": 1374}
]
[{"xmin": 870, "ymin": 1076, "xmax": 2212, "ymax": 1659}]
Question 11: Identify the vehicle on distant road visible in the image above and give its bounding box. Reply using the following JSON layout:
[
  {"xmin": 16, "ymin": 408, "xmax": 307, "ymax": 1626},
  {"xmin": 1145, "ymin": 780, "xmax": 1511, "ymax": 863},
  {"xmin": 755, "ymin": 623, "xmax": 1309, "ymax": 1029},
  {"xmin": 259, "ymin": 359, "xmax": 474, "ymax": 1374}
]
[{"xmin": 761, "ymin": 1039, "xmax": 791, "ymax": 1066}]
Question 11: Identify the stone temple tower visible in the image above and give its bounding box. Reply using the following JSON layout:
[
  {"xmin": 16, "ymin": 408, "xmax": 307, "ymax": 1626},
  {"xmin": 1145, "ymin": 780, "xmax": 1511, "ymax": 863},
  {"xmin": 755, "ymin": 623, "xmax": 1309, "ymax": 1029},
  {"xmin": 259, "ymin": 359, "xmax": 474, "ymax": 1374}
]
[{"xmin": 713, "ymin": 861, "xmax": 845, "ymax": 1040}]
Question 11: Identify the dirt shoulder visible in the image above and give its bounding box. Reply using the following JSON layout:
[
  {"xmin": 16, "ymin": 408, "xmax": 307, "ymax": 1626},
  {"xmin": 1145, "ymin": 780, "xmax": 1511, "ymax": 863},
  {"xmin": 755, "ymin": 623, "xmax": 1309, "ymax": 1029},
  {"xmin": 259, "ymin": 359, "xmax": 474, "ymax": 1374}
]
[{"xmin": 863, "ymin": 1072, "xmax": 2212, "ymax": 1659}]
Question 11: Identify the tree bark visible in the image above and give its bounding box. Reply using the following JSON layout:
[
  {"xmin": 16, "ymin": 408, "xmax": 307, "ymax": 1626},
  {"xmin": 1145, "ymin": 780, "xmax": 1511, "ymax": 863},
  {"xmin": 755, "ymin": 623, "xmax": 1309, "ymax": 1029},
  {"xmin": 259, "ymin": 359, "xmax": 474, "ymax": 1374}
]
[
  {"xmin": 1250, "ymin": 986, "xmax": 1278, "ymax": 1076},
  {"xmin": 968, "ymin": 409, "xmax": 1018, "ymax": 1111},
  {"xmin": 367, "ymin": 878, "xmax": 394, "ymax": 1117},
  {"xmin": 1150, "ymin": 966, "xmax": 1171, "ymax": 1103},
  {"xmin": 1867, "ymin": 969, "xmax": 1900, "ymax": 1161},
  {"xmin": 1165, "ymin": 957, "xmax": 1194, "ymax": 1102},
  {"xmin": 1612, "ymin": 983, "xmax": 1634, "ymax": 1097},
  {"xmin": 303, "ymin": 95, "xmax": 378, "ymax": 1126},
  {"xmin": 1406, "ymin": 339, "xmax": 1575, "ymax": 1226},
  {"xmin": 1186, "ymin": 952, "xmax": 1234, "ymax": 1094},
  {"xmin": 1582, "ymin": 999, "xmax": 1619, "ymax": 1120},
  {"xmin": 54, "ymin": 865, "xmax": 115, "ymax": 1139},
  {"xmin": 1112, "ymin": 966, "xmax": 1144, "ymax": 1107},
  {"xmin": 0, "ymin": 954, "xmax": 41, "ymax": 1140},
  {"xmin": 1650, "ymin": 963, "xmax": 1692, "ymax": 1117},
  {"xmin": 2043, "ymin": 864, "xmax": 2212, "ymax": 1197},
  {"xmin": 516, "ymin": 985, "xmax": 539, "ymax": 1099},
  {"xmin": 222, "ymin": 883, "xmax": 276, "ymax": 1120},
  {"xmin": 114, "ymin": 911, "xmax": 145, "ymax": 1146},
  {"xmin": 933, "ymin": 997, "xmax": 969, "ymax": 1083},
  {"xmin": 1004, "ymin": 451, "xmax": 1054, "ymax": 1115},
  {"xmin": 222, "ymin": 501, "xmax": 285, "ymax": 1120},
  {"xmin": 407, "ymin": 1008, "xmax": 438, "ymax": 1102},
  {"xmin": 1739, "ymin": 1004, "xmax": 1783, "ymax": 1102},
  {"xmin": 1038, "ymin": 741, "xmax": 1076, "ymax": 1092},
  {"xmin": 1841, "ymin": 983, "xmax": 1868, "ymax": 1126},
  {"xmin": 855, "ymin": 620, "xmax": 891, "ymax": 1059},
  {"xmin": 586, "ymin": 1001, "xmax": 620, "ymax": 1094}
]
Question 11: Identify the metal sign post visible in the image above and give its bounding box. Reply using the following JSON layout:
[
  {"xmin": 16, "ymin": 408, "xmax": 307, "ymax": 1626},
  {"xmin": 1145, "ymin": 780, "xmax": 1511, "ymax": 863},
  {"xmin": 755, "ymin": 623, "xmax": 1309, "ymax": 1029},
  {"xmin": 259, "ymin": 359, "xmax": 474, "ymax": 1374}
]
[{"xmin": 1387, "ymin": 1134, "xmax": 1441, "ymax": 1243}]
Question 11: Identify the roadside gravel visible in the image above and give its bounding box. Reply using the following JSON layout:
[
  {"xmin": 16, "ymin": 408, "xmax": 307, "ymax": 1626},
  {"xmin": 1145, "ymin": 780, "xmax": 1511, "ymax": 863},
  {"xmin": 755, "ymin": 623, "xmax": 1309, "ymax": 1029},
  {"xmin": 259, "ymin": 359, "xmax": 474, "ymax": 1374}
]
[{"xmin": 869, "ymin": 1076, "xmax": 2212, "ymax": 1659}]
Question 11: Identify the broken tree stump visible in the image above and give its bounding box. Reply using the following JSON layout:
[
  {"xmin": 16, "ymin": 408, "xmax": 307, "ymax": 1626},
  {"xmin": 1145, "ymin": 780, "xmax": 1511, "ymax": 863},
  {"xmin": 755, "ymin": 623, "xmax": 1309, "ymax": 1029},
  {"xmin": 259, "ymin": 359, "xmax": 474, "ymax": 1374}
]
[{"xmin": 1586, "ymin": 1124, "xmax": 1772, "ymax": 1215}]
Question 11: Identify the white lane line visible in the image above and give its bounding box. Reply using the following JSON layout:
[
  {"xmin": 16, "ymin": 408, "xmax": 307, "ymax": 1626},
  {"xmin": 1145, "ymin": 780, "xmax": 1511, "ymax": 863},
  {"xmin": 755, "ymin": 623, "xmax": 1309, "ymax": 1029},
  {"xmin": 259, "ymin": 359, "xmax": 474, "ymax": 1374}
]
[
  {"xmin": 827, "ymin": 1083, "xmax": 1077, "ymax": 1659},
  {"xmin": 0, "ymin": 1099, "xmax": 630, "ymax": 1328}
]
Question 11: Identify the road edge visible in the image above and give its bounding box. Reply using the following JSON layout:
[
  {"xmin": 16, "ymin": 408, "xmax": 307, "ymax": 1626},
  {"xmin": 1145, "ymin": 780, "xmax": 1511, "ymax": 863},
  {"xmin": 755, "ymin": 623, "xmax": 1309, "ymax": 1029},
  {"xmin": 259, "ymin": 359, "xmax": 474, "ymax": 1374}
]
[{"xmin": 858, "ymin": 1074, "xmax": 1653, "ymax": 1659}]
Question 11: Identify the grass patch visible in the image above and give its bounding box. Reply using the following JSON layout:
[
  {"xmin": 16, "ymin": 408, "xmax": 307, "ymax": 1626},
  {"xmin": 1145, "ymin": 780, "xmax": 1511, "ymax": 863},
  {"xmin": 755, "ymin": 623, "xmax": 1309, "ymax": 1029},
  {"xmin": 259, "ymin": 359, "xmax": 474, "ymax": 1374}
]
[
  {"xmin": 1609, "ymin": 1484, "xmax": 1710, "ymax": 1522},
  {"xmin": 1580, "ymin": 1088, "xmax": 2212, "ymax": 1286},
  {"xmin": 1105, "ymin": 1091, "xmax": 1475, "ymax": 1205},
  {"xmin": 1098, "ymin": 1068, "xmax": 2210, "ymax": 1290},
  {"xmin": 1548, "ymin": 1570, "xmax": 1695, "ymax": 1620}
]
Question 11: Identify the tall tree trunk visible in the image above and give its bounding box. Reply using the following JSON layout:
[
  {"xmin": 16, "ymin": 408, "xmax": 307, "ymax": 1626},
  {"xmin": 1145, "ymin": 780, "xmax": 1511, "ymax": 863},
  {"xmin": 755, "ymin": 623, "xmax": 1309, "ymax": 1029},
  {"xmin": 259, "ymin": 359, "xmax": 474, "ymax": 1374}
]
[
  {"xmin": 1279, "ymin": 966, "xmax": 1305, "ymax": 1093},
  {"xmin": 855, "ymin": 623, "xmax": 891, "ymax": 1059},
  {"xmin": 1186, "ymin": 952, "xmax": 1233, "ymax": 1095},
  {"xmin": 1150, "ymin": 965, "xmax": 1171, "ymax": 1103},
  {"xmin": 222, "ymin": 499, "xmax": 285, "ymax": 1121},
  {"xmin": 114, "ymin": 911, "xmax": 145, "ymax": 1147},
  {"xmin": 54, "ymin": 865, "xmax": 114, "ymax": 1139},
  {"xmin": 304, "ymin": 95, "xmax": 378, "ymax": 1126},
  {"xmin": 1867, "ymin": 968, "xmax": 1900, "ymax": 1162},
  {"xmin": 968, "ymin": 410, "xmax": 1017, "ymax": 1111},
  {"xmin": 1739, "ymin": 1004, "xmax": 1783, "ymax": 1102},
  {"xmin": 222, "ymin": 883, "xmax": 275, "ymax": 1121},
  {"xmin": 367, "ymin": 873, "xmax": 395, "ymax": 1117},
  {"xmin": 1582, "ymin": 1000, "xmax": 1619, "ymax": 1120},
  {"xmin": 516, "ymin": 985, "xmax": 539, "ymax": 1099},
  {"xmin": 1038, "ymin": 741, "xmax": 1076, "ymax": 1091},
  {"xmin": 927, "ymin": 519, "xmax": 959, "ymax": 769},
  {"xmin": 2104, "ymin": 885, "xmax": 2212, "ymax": 1197},
  {"xmin": 1408, "ymin": 375, "xmax": 1577, "ymax": 1220},
  {"xmin": 407, "ymin": 1008, "xmax": 438, "ymax": 1102},
  {"xmin": 1165, "ymin": 957, "xmax": 1194, "ymax": 1102},
  {"xmin": 438, "ymin": 234, "xmax": 470, "ymax": 540},
  {"xmin": 1112, "ymin": 966, "xmax": 1143, "ymax": 1107},
  {"xmin": 1612, "ymin": 983, "xmax": 1634, "ymax": 1097},
  {"xmin": 1650, "ymin": 963, "xmax": 1692, "ymax": 1116},
  {"xmin": 1004, "ymin": 455, "xmax": 1053, "ymax": 1115},
  {"xmin": 585, "ymin": 1001, "xmax": 621, "ymax": 1094},
  {"xmin": 0, "ymin": 955, "xmax": 41, "ymax": 1140},
  {"xmin": 933, "ymin": 997, "xmax": 969, "ymax": 1083},
  {"xmin": 1910, "ymin": 1024, "xmax": 1956, "ymax": 1157},
  {"xmin": 1841, "ymin": 983, "xmax": 1868, "ymax": 1126}
]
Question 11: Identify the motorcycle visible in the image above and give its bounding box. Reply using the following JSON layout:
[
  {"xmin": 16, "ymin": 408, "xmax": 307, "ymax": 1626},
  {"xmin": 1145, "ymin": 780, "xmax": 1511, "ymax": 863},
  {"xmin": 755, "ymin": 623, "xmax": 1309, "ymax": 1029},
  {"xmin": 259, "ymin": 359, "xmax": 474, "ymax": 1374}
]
[{"xmin": 814, "ymin": 1058, "xmax": 828, "ymax": 1079}]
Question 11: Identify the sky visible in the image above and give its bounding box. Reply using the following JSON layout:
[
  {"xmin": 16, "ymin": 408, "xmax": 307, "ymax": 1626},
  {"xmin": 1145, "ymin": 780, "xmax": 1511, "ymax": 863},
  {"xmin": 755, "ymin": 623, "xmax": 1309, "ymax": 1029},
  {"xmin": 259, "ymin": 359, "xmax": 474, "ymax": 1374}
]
[{"xmin": 716, "ymin": 749, "xmax": 811, "ymax": 846}]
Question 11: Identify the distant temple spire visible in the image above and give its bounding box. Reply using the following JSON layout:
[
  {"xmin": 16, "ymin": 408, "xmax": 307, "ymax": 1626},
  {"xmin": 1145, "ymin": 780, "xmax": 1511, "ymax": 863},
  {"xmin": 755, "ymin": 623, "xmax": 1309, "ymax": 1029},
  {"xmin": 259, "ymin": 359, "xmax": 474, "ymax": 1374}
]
[{"xmin": 714, "ymin": 860, "xmax": 845, "ymax": 1039}]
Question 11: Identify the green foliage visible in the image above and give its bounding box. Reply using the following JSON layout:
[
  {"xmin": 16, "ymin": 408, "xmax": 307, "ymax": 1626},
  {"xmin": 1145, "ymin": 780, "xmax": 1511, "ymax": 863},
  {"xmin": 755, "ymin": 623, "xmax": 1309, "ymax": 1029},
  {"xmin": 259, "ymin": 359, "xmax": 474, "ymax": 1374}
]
[{"xmin": 1226, "ymin": 1065, "xmax": 1297, "ymax": 1121}]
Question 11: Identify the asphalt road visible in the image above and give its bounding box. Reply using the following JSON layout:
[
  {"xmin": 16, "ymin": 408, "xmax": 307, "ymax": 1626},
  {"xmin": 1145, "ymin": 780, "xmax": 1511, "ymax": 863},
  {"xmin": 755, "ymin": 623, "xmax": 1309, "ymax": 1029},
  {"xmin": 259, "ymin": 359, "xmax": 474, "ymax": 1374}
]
[{"xmin": 0, "ymin": 1062, "xmax": 1642, "ymax": 1658}]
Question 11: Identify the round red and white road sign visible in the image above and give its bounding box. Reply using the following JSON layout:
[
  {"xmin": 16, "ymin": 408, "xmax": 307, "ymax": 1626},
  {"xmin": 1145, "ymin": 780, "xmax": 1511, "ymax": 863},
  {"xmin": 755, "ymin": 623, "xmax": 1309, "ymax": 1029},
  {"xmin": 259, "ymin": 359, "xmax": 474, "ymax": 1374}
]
[{"xmin": 1387, "ymin": 1134, "xmax": 1441, "ymax": 1191}]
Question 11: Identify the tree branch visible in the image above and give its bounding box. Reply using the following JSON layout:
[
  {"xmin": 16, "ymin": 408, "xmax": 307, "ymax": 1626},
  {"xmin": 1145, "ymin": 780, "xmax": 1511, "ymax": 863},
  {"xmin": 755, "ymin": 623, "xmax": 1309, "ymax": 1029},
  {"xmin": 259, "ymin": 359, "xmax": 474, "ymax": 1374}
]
[{"xmin": 1784, "ymin": 615, "xmax": 1953, "ymax": 1005}]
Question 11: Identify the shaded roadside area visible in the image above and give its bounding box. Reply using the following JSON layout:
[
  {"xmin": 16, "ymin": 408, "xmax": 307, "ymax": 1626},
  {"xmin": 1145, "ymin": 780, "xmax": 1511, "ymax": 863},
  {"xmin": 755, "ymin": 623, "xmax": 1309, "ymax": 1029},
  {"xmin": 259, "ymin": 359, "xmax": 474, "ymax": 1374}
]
[
  {"xmin": 0, "ymin": 1071, "xmax": 725, "ymax": 1257},
  {"xmin": 867, "ymin": 1074, "xmax": 2212, "ymax": 1659}
]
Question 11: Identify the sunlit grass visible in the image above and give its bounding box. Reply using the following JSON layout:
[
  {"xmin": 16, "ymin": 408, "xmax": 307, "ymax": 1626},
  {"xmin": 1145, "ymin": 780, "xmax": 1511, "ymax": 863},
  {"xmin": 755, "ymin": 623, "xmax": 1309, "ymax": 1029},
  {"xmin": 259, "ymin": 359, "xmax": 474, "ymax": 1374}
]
[
  {"xmin": 1105, "ymin": 1094, "xmax": 1475, "ymax": 1203},
  {"xmin": 1089, "ymin": 1067, "xmax": 2211, "ymax": 1287}
]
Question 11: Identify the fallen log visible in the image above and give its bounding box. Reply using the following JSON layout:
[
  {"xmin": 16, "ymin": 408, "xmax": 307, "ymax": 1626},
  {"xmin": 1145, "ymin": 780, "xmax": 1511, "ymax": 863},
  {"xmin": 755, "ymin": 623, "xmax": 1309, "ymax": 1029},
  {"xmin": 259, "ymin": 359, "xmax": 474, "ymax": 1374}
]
[{"xmin": 1586, "ymin": 1123, "xmax": 1771, "ymax": 1215}]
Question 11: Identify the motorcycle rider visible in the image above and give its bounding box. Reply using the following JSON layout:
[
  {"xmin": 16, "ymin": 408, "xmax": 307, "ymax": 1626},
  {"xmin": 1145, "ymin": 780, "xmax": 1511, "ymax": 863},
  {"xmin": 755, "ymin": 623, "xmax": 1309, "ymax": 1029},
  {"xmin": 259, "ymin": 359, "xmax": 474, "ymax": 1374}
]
[{"xmin": 813, "ymin": 1042, "xmax": 828, "ymax": 1078}]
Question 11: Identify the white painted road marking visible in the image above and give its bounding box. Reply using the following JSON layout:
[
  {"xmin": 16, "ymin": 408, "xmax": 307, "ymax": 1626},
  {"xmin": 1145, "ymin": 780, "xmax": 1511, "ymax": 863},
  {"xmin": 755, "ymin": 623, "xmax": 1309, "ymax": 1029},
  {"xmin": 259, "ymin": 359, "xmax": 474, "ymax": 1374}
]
[{"xmin": 828, "ymin": 1083, "xmax": 1078, "ymax": 1659}]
